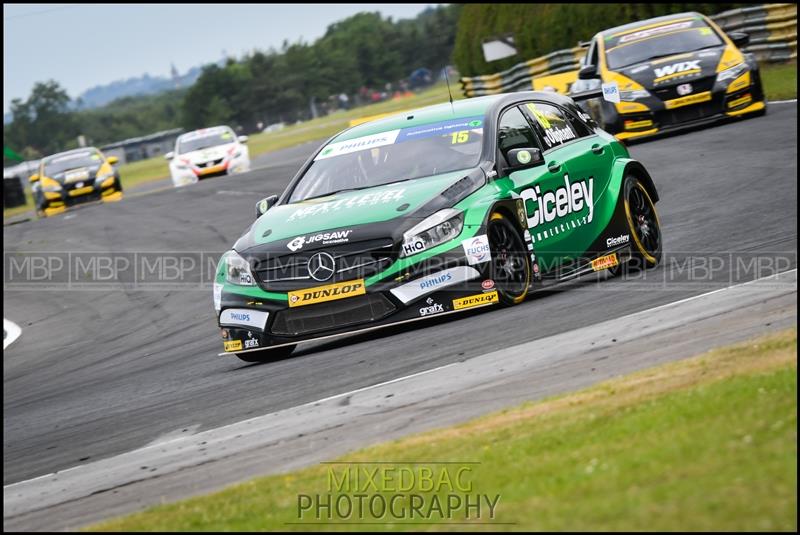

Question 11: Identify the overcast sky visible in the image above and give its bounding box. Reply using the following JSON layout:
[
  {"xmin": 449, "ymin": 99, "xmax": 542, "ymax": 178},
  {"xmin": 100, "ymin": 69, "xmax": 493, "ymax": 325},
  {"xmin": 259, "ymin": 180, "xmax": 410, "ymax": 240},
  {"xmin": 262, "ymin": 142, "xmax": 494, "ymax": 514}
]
[{"xmin": 3, "ymin": 3, "xmax": 437, "ymax": 114}]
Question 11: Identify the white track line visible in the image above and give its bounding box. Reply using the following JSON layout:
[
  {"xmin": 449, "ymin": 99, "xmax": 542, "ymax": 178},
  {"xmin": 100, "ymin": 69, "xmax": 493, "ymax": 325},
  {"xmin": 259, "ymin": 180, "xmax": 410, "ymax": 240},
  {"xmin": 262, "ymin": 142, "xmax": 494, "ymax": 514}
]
[
  {"xmin": 4, "ymin": 268, "xmax": 796, "ymax": 490},
  {"xmin": 769, "ymin": 99, "xmax": 797, "ymax": 104},
  {"xmin": 3, "ymin": 318, "xmax": 22, "ymax": 350}
]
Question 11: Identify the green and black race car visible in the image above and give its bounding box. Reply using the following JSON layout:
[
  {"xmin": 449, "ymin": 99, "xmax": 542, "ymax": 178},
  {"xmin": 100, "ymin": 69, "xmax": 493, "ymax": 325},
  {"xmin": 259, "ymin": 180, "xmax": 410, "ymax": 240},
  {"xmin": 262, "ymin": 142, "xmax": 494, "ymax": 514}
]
[{"xmin": 214, "ymin": 90, "xmax": 663, "ymax": 361}]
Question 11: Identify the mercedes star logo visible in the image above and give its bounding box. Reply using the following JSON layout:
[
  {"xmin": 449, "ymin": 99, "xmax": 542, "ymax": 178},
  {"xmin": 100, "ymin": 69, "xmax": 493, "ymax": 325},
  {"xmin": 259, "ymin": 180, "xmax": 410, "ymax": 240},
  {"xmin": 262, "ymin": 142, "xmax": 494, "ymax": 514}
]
[{"xmin": 308, "ymin": 252, "xmax": 336, "ymax": 282}]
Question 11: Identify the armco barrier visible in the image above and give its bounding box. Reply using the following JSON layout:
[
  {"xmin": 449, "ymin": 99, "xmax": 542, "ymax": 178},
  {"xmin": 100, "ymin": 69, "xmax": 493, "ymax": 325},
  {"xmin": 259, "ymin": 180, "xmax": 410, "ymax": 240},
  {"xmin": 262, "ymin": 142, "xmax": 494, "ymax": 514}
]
[{"xmin": 460, "ymin": 3, "xmax": 797, "ymax": 97}]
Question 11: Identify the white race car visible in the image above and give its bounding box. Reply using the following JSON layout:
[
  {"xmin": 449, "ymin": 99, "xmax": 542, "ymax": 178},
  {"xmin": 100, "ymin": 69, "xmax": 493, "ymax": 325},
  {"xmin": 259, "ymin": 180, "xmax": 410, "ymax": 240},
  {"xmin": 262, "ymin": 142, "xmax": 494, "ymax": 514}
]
[{"xmin": 165, "ymin": 126, "xmax": 251, "ymax": 187}]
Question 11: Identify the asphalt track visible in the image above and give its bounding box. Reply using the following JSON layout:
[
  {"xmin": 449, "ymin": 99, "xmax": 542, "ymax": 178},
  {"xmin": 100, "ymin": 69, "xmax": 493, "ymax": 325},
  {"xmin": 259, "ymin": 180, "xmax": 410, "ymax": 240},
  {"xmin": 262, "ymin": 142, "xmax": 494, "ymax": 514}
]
[{"xmin": 3, "ymin": 104, "xmax": 797, "ymax": 526}]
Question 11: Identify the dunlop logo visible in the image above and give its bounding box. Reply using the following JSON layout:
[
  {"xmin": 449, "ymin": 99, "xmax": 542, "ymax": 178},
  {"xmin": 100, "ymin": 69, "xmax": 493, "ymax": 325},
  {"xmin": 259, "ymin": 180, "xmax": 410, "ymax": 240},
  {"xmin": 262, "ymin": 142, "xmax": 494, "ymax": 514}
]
[
  {"xmin": 288, "ymin": 279, "xmax": 366, "ymax": 308},
  {"xmin": 224, "ymin": 340, "xmax": 243, "ymax": 352},
  {"xmin": 452, "ymin": 291, "xmax": 499, "ymax": 310}
]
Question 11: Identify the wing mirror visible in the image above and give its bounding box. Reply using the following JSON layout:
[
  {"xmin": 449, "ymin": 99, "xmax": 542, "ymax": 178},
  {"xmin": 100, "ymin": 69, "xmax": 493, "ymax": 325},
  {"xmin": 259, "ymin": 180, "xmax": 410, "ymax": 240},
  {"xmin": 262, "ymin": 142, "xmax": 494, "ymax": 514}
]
[
  {"xmin": 164, "ymin": 152, "xmax": 175, "ymax": 160},
  {"xmin": 507, "ymin": 148, "xmax": 544, "ymax": 170},
  {"xmin": 578, "ymin": 64, "xmax": 599, "ymax": 80},
  {"xmin": 237, "ymin": 135, "xmax": 249, "ymax": 143},
  {"xmin": 107, "ymin": 155, "xmax": 119, "ymax": 165},
  {"xmin": 29, "ymin": 174, "xmax": 40, "ymax": 183},
  {"xmin": 729, "ymin": 31, "xmax": 750, "ymax": 48},
  {"xmin": 255, "ymin": 195, "xmax": 278, "ymax": 219}
]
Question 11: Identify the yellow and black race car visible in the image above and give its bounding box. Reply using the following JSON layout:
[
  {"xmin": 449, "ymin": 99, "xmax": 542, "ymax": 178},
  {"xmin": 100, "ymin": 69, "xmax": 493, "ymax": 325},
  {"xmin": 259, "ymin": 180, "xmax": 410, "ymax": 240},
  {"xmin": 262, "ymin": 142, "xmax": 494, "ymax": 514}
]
[
  {"xmin": 30, "ymin": 147, "xmax": 123, "ymax": 217},
  {"xmin": 569, "ymin": 12, "xmax": 766, "ymax": 142}
]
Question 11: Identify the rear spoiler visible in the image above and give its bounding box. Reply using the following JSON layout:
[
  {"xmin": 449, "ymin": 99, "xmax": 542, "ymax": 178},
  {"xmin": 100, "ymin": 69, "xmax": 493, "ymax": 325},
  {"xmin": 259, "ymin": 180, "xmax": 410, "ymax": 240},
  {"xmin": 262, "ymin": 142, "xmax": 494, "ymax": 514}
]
[
  {"xmin": 570, "ymin": 88, "xmax": 603, "ymax": 101},
  {"xmin": 577, "ymin": 40, "xmax": 591, "ymax": 49}
]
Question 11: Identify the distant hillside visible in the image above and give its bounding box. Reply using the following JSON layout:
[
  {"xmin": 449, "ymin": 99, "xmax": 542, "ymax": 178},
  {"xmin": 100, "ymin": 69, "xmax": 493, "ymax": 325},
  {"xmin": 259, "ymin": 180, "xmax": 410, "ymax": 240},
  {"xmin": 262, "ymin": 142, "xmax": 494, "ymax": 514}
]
[{"xmin": 75, "ymin": 66, "xmax": 203, "ymax": 109}]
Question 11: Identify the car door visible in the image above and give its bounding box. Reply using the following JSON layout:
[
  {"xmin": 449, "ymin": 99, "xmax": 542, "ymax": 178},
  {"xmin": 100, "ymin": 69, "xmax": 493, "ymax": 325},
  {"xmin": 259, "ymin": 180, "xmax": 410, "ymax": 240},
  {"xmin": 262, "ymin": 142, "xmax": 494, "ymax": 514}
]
[
  {"xmin": 495, "ymin": 105, "xmax": 570, "ymax": 274},
  {"xmin": 519, "ymin": 100, "xmax": 615, "ymax": 268}
]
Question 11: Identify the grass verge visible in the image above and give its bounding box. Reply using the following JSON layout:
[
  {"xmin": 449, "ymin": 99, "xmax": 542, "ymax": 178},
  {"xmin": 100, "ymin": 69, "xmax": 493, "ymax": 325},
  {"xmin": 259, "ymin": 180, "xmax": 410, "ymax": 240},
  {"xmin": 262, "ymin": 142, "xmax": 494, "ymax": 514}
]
[
  {"xmin": 89, "ymin": 328, "xmax": 797, "ymax": 531},
  {"xmin": 760, "ymin": 61, "xmax": 797, "ymax": 101}
]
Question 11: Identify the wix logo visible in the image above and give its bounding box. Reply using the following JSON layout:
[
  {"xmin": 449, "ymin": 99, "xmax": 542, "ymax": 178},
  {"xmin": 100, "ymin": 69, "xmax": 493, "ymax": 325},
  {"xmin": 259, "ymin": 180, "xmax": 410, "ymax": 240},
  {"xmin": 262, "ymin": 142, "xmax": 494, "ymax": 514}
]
[{"xmin": 654, "ymin": 60, "xmax": 700, "ymax": 79}]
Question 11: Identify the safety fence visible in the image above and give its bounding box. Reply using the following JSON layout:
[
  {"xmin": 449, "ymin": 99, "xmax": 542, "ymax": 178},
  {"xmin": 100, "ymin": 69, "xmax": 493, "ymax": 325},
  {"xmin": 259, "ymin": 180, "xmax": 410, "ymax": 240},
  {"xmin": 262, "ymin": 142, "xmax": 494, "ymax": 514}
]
[{"xmin": 459, "ymin": 3, "xmax": 797, "ymax": 97}]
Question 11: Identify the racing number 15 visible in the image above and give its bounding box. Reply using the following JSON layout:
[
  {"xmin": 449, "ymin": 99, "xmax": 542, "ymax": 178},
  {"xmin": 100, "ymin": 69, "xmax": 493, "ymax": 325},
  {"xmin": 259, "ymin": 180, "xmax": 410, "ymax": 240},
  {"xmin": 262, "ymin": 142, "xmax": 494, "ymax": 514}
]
[{"xmin": 450, "ymin": 131, "xmax": 469, "ymax": 144}]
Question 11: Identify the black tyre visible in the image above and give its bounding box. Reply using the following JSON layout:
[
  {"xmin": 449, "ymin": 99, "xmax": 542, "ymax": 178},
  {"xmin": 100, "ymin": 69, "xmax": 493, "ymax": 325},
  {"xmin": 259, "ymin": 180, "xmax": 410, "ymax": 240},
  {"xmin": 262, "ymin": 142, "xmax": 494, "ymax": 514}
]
[
  {"xmin": 623, "ymin": 175, "xmax": 662, "ymax": 269},
  {"xmin": 236, "ymin": 344, "xmax": 296, "ymax": 363},
  {"xmin": 486, "ymin": 211, "xmax": 531, "ymax": 305}
]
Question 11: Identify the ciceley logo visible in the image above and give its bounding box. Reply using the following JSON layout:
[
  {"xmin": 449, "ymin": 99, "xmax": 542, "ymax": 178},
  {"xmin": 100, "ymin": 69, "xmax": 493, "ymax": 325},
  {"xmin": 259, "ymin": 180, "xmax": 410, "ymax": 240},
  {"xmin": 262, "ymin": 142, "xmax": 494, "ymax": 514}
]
[
  {"xmin": 654, "ymin": 60, "xmax": 701, "ymax": 79},
  {"xmin": 520, "ymin": 174, "xmax": 594, "ymax": 229}
]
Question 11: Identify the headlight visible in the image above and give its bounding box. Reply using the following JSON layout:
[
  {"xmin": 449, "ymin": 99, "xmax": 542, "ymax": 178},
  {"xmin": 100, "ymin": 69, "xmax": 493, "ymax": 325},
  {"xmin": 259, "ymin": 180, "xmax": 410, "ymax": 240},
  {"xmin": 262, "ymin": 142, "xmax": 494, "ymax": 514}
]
[
  {"xmin": 619, "ymin": 89, "xmax": 651, "ymax": 101},
  {"xmin": 400, "ymin": 209, "xmax": 464, "ymax": 258},
  {"xmin": 716, "ymin": 62, "xmax": 748, "ymax": 83},
  {"xmin": 224, "ymin": 250, "xmax": 255, "ymax": 286},
  {"xmin": 95, "ymin": 172, "xmax": 114, "ymax": 185},
  {"xmin": 41, "ymin": 178, "xmax": 62, "ymax": 192}
]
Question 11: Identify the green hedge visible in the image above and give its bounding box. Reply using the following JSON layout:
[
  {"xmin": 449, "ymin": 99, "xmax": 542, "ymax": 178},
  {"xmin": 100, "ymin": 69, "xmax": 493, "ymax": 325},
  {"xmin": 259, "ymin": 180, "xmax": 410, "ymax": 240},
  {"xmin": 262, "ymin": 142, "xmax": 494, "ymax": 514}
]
[{"xmin": 453, "ymin": 3, "xmax": 751, "ymax": 77}]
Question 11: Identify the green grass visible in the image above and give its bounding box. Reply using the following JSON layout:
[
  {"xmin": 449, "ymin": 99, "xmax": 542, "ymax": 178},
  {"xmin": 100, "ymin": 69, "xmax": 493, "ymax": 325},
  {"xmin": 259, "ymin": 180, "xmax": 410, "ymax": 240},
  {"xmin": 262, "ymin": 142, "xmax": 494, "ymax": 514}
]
[
  {"xmin": 88, "ymin": 329, "xmax": 797, "ymax": 531},
  {"xmin": 760, "ymin": 61, "xmax": 797, "ymax": 101}
]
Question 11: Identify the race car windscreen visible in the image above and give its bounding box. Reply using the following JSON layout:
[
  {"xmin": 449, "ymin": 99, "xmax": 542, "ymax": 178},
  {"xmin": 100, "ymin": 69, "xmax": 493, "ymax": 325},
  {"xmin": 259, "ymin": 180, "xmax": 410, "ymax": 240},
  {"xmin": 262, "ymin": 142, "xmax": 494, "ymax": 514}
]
[
  {"xmin": 178, "ymin": 129, "xmax": 236, "ymax": 154},
  {"xmin": 604, "ymin": 18, "xmax": 723, "ymax": 70},
  {"xmin": 43, "ymin": 150, "xmax": 103, "ymax": 175},
  {"xmin": 287, "ymin": 116, "xmax": 485, "ymax": 203}
]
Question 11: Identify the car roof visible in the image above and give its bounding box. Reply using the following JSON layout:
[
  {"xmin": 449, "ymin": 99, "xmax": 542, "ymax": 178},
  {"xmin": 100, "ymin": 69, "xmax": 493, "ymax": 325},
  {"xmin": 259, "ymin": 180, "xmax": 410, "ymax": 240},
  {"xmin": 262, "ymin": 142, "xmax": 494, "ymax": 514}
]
[
  {"xmin": 43, "ymin": 147, "xmax": 101, "ymax": 161},
  {"xmin": 331, "ymin": 91, "xmax": 573, "ymax": 142},
  {"xmin": 180, "ymin": 125, "xmax": 232, "ymax": 139},
  {"xmin": 332, "ymin": 95, "xmax": 505, "ymax": 142},
  {"xmin": 599, "ymin": 11, "xmax": 706, "ymax": 39}
]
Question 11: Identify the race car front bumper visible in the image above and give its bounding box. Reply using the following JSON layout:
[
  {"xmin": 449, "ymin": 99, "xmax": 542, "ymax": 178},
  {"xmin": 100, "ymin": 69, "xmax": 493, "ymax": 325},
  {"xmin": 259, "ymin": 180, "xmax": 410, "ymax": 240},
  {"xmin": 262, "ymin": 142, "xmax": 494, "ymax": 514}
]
[
  {"xmin": 40, "ymin": 179, "xmax": 122, "ymax": 215},
  {"xmin": 607, "ymin": 76, "xmax": 766, "ymax": 142},
  {"xmin": 216, "ymin": 244, "xmax": 509, "ymax": 355}
]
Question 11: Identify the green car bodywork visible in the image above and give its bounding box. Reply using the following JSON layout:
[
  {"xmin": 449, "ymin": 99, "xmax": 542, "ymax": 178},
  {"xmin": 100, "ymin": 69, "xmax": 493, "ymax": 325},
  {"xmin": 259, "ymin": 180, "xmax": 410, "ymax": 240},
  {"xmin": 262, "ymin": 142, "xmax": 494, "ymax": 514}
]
[{"xmin": 214, "ymin": 91, "xmax": 663, "ymax": 360}]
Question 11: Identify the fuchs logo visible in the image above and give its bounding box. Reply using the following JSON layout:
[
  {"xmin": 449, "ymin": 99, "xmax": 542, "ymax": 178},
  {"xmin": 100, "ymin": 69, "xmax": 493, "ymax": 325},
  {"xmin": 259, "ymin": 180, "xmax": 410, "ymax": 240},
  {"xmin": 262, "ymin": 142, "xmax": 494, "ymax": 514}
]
[
  {"xmin": 287, "ymin": 236, "xmax": 306, "ymax": 251},
  {"xmin": 463, "ymin": 235, "xmax": 491, "ymax": 265},
  {"xmin": 520, "ymin": 174, "xmax": 594, "ymax": 229},
  {"xmin": 654, "ymin": 60, "xmax": 700, "ymax": 79},
  {"xmin": 481, "ymin": 279, "xmax": 495, "ymax": 290},
  {"xmin": 606, "ymin": 234, "xmax": 630, "ymax": 247}
]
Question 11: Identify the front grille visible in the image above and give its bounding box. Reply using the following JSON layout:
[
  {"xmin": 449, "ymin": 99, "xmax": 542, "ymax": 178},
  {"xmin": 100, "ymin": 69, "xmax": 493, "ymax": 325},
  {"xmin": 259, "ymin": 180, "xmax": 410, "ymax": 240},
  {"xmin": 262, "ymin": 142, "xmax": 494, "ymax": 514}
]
[
  {"xmin": 197, "ymin": 158, "xmax": 224, "ymax": 168},
  {"xmin": 657, "ymin": 101, "xmax": 719, "ymax": 126},
  {"xmin": 197, "ymin": 169, "xmax": 228, "ymax": 180},
  {"xmin": 270, "ymin": 293, "xmax": 396, "ymax": 336},
  {"xmin": 652, "ymin": 76, "xmax": 716, "ymax": 101},
  {"xmin": 250, "ymin": 239, "xmax": 396, "ymax": 292}
]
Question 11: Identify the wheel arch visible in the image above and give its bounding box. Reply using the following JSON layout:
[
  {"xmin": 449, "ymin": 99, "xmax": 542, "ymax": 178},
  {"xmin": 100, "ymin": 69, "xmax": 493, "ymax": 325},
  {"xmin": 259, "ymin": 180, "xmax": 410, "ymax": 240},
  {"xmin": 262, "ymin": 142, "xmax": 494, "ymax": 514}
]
[{"xmin": 622, "ymin": 160, "xmax": 659, "ymax": 203}]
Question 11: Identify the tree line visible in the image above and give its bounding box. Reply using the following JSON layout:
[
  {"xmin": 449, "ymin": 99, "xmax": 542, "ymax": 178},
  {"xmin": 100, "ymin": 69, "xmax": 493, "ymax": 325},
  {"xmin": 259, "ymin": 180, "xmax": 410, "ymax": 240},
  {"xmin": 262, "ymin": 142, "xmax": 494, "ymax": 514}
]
[
  {"xmin": 4, "ymin": 5, "xmax": 461, "ymax": 164},
  {"xmin": 453, "ymin": 3, "xmax": 749, "ymax": 77}
]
